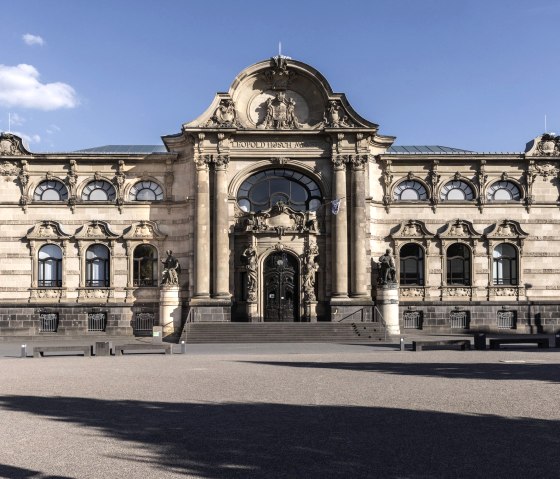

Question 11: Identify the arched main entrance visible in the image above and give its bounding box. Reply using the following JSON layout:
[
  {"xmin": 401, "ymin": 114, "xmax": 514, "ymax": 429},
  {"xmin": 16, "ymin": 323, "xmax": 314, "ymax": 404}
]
[{"xmin": 263, "ymin": 252, "xmax": 299, "ymax": 322}]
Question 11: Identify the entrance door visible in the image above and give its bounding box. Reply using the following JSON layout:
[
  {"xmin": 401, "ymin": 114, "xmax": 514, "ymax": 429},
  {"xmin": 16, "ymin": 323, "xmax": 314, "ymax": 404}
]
[{"xmin": 264, "ymin": 252, "xmax": 299, "ymax": 322}]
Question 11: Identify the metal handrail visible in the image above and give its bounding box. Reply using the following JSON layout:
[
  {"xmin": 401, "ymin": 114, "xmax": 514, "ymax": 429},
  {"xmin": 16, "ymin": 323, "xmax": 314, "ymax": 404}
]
[
  {"xmin": 336, "ymin": 308, "xmax": 364, "ymax": 322},
  {"xmin": 374, "ymin": 305, "xmax": 388, "ymax": 341}
]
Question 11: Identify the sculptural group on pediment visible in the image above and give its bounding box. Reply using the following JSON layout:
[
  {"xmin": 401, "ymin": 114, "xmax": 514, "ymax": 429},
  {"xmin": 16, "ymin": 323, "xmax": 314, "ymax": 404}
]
[{"xmin": 260, "ymin": 92, "xmax": 301, "ymax": 130}]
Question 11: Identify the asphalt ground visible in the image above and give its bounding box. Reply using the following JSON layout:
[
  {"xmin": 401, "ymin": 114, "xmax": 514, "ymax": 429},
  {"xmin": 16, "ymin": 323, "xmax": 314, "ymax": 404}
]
[{"xmin": 0, "ymin": 344, "xmax": 559, "ymax": 479}]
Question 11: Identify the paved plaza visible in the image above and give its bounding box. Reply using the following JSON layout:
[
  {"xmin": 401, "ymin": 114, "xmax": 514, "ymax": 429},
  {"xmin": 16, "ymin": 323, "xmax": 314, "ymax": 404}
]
[{"xmin": 0, "ymin": 343, "xmax": 559, "ymax": 478}]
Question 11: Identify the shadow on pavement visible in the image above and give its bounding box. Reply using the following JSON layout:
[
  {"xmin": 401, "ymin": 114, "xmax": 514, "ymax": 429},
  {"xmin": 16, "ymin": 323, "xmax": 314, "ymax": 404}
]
[
  {"xmin": 0, "ymin": 395, "xmax": 557, "ymax": 478},
  {"xmin": 0, "ymin": 463, "xmax": 73, "ymax": 478},
  {"xmin": 243, "ymin": 361, "xmax": 560, "ymax": 384}
]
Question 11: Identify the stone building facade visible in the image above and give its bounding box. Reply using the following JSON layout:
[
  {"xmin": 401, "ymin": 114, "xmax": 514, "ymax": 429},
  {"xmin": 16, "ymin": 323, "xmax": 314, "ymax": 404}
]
[{"xmin": 0, "ymin": 57, "xmax": 559, "ymax": 337}]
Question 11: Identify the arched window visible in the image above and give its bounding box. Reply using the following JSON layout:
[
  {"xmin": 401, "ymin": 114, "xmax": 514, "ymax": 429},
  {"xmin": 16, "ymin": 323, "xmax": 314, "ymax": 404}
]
[
  {"xmin": 34, "ymin": 180, "xmax": 68, "ymax": 201},
  {"xmin": 487, "ymin": 181, "xmax": 521, "ymax": 201},
  {"xmin": 86, "ymin": 244, "xmax": 110, "ymax": 287},
  {"xmin": 129, "ymin": 181, "xmax": 163, "ymax": 201},
  {"xmin": 133, "ymin": 244, "xmax": 158, "ymax": 286},
  {"xmin": 81, "ymin": 180, "xmax": 116, "ymax": 201},
  {"xmin": 399, "ymin": 243, "xmax": 424, "ymax": 285},
  {"xmin": 493, "ymin": 243, "xmax": 518, "ymax": 285},
  {"xmin": 237, "ymin": 169, "xmax": 322, "ymax": 212},
  {"xmin": 38, "ymin": 244, "xmax": 62, "ymax": 287},
  {"xmin": 446, "ymin": 243, "xmax": 471, "ymax": 285},
  {"xmin": 440, "ymin": 180, "xmax": 474, "ymax": 201},
  {"xmin": 393, "ymin": 180, "xmax": 428, "ymax": 201}
]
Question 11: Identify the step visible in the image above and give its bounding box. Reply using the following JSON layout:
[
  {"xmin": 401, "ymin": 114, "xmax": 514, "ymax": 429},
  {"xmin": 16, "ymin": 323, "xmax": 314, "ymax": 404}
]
[{"xmin": 182, "ymin": 322, "xmax": 386, "ymax": 344}]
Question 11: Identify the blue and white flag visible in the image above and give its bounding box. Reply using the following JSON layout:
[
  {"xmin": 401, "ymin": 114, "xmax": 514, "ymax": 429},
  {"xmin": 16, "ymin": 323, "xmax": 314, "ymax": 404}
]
[{"xmin": 331, "ymin": 198, "xmax": 341, "ymax": 215}]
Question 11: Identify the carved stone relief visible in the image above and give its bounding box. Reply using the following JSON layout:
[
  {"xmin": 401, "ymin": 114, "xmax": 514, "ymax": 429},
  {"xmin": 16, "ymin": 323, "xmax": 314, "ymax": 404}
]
[
  {"xmin": 263, "ymin": 55, "xmax": 296, "ymax": 90},
  {"xmin": 204, "ymin": 99, "xmax": 241, "ymax": 128},
  {"xmin": 259, "ymin": 91, "xmax": 301, "ymax": 129},
  {"xmin": 323, "ymin": 100, "xmax": 354, "ymax": 128}
]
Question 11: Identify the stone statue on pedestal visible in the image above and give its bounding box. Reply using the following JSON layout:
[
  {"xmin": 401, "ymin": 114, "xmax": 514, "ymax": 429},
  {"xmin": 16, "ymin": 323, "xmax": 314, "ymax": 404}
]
[
  {"xmin": 378, "ymin": 248, "xmax": 396, "ymax": 285},
  {"xmin": 161, "ymin": 250, "xmax": 181, "ymax": 286}
]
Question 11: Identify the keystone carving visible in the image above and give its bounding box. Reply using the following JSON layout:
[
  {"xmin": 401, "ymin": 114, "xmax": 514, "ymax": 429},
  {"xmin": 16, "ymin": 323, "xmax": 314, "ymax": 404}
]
[{"xmin": 263, "ymin": 55, "xmax": 296, "ymax": 90}]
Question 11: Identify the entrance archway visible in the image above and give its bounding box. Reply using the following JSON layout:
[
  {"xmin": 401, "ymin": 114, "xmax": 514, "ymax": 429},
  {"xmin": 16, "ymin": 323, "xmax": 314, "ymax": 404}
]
[{"xmin": 263, "ymin": 252, "xmax": 299, "ymax": 322}]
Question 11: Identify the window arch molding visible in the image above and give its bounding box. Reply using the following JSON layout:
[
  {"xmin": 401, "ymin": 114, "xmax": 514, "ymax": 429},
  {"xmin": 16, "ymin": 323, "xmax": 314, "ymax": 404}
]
[
  {"xmin": 235, "ymin": 166, "xmax": 324, "ymax": 213},
  {"xmin": 392, "ymin": 178, "xmax": 430, "ymax": 201},
  {"xmin": 78, "ymin": 177, "xmax": 117, "ymax": 202},
  {"xmin": 32, "ymin": 178, "xmax": 69, "ymax": 202},
  {"xmin": 485, "ymin": 180, "xmax": 523, "ymax": 202},
  {"xmin": 127, "ymin": 179, "xmax": 165, "ymax": 202},
  {"xmin": 26, "ymin": 221, "xmax": 71, "ymax": 293},
  {"xmin": 439, "ymin": 178, "xmax": 477, "ymax": 201},
  {"xmin": 228, "ymin": 160, "xmax": 329, "ymax": 201},
  {"xmin": 84, "ymin": 243, "xmax": 111, "ymax": 287}
]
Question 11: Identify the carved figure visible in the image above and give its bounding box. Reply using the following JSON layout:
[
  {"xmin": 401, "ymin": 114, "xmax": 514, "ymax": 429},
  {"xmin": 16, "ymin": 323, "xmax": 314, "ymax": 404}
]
[
  {"xmin": 261, "ymin": 92, "xmax": 301, "ymax": 129},
  {"xmin": 0, "ymin": 133, "xmax": 23, "ymax": 156},
  {"xmin": 324, "ymin": 100, "xmax": 353, "ymax": 128},
  {"xmin": 161, "ymin": 250, "xmax": 181, "ymax": 285},
  {"xmin": 207, "ymin": 99, "xmax": 238, "ymax": 127},
  {"xmin": 303, "ymin": 253, "xmax": 319, "ymax": 301},
  {"xmin": 242, "ymin": 246, "xmax": 258, "ymax": 301},
  {"xmin": 378, "ymin": 248, "xmax": 397, "ymax": 285},
  {"xmin": 537, "ymin": 133, "xmax": 560, "ymax": 156}
]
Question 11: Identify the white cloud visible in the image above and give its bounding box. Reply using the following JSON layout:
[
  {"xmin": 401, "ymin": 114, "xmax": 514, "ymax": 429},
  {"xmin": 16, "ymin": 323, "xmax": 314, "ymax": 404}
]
[
  {"xmin": 13, "ymin": 130, "xmax": 41, "ymax": 149},
  {"xmin": 9, "ymin": 113, "xmax": 25, "ymax": 126},
  {"xmin": 46, "ymin": 124, "xmax": 61, "ymax": 135},
  {"xmin": 0, "ymin": 64, "xmax": 78, "ymax": 110},
  {"xmin": 22, "ymin": 34, "xmax": 45, "ymax": 46}
]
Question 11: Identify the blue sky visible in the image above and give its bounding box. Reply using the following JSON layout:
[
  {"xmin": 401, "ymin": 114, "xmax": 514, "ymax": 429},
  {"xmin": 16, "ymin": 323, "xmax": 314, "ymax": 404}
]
[{"xmin": 1, "ymin": 0, "xmax": 559, "ymax": 152}]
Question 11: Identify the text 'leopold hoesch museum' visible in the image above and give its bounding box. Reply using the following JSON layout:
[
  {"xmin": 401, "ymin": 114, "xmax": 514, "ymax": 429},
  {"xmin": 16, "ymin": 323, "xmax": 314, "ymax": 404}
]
[{"xmin": 1, "ymin": 56, "xmax": 559, "ymax": 340}]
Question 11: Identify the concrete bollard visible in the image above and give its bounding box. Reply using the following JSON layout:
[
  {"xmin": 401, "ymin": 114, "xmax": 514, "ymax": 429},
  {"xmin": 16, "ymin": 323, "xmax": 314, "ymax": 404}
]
[
  {"xmin": 400, "ymin": 337, "xmax": 405, "ymax": 351},
  {"xmin": 181, "ymin": 340, "xmax": 187, "ymax": 354},
  {"xmin": 20, "ymin": 344, "xmax": 27, "ymax": 358}
]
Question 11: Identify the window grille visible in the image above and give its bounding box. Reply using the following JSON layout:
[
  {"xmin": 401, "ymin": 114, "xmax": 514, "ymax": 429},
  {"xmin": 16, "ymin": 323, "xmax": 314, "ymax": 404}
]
[
  {"xmin": 497, "ymin": 310, "xmax": 516, "ymax": 329},
  {"xmin": 39, "ymin": 313, "xmax": 59, "ymax": 332},
  {"xmin": 403, "ymin": 310, "xmax": 422, "ymax": 329},
  {"xmin": 450, "ymin": 310, "xmax": 469, "ymax": 329},
  {"xmin": 87, "ymin": 312, "xmax": 107, "ymax": 332},
  {"xmin": 135, "ymin": 312, "xmax": 155, "ymax": 331}
]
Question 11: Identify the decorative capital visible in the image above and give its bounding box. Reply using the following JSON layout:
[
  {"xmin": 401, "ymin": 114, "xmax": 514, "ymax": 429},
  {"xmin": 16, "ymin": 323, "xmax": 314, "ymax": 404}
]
[
  {"xmin": 350, "ymin": 155, "xmax": 368, "ymax": 170},
  {"xmin": 332, "ymin": 155, "xmax": 348, "ymax": 170},
  {"xmin": 214, "ymin": 154, "xmax": 229, "ymax": 169}
]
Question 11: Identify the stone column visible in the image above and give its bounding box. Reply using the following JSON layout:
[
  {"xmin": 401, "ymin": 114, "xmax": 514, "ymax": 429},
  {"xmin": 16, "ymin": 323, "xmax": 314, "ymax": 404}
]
[
  {"xmin": 194, "ymin": 156, "xmax": 211, "ymax": 298},
  {"xmin": 350, "ymin": 155, "xmax": 369, "ymax": 298},
  {"xmin": 331, "ymin": 155, "xmax": 348, "ymax": 298},
  {"xmin": 212, "ymin": 155, "xmax": 231, "ymax": 299}
]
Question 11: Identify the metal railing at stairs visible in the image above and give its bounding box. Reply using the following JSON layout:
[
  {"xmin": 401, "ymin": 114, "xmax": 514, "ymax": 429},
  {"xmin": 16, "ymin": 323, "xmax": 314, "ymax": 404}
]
[{"xmin": 373, "ymin": 305, "xmax": 388, "ymax": 342}]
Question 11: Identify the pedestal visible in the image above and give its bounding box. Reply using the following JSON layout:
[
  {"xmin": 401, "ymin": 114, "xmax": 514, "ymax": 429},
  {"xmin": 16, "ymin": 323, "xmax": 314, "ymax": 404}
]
[
  {"xmin": 305, "ymin": 301, "xmax": 318, "ymax": 322},
  {"xmin": 160, "ymin": 286, "xmax": 181, "ymax": 336},
  {"xmin": 247, "ymin": 302, "xmax": 258, "ymax": 322},
  {"xmin": 376, "ymin": 284, "xmax": 400, "ymax": 336}
]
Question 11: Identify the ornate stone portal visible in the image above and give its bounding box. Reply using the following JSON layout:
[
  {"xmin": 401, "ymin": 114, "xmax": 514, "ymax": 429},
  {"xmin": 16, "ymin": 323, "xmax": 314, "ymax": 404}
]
[{"xmin": 163, "ymin": 55, "xmax": 392, "ymax": 324}]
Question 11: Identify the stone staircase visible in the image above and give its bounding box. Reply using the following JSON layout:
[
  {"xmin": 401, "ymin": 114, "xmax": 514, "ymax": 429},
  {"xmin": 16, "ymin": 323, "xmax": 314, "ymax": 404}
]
[{"xmin": 181, "ymin": 322, "xmax": 386, "ymax": 344}]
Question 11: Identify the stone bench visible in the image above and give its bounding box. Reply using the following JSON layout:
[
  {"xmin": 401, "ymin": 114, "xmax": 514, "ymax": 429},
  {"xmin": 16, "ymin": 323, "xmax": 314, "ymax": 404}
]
[
  {"xmin": 33, "ymin": 345, "xmax": 92, "ymax": 358},
  {"xmin": 115, "ymin": 343, "xmax": 173, "ymax": 355},
  {"xmin": 412, "ymin": 339, "xmax": 471, "ymax": 351},
  {"xmin": 489, "ymin": 335, "xmax": 552, "ymax": 350}
]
